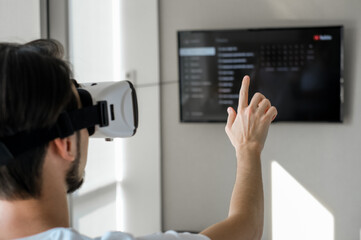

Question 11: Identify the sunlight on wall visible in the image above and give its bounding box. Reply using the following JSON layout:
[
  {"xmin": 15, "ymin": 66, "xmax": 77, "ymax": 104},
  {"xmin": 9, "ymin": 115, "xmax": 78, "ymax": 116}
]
[
  {"xmin": 70, "ymin": 0, "xmax": 124, "ymax": 234},
  {"xmin": 112, "ymin": 0, "xmax": 126, "ymax": 232},
  {"xmin": 272, "ymin": 161, "xmax": 334, "ymax": 240}
]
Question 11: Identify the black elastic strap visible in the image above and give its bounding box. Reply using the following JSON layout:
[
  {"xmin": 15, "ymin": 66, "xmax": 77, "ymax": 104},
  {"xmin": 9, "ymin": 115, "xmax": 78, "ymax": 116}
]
[
  {"xmin": 68, "ymin": 101, "xmax": 109, "ymax": 136},
  {"xmin": 0, "ymin": 102, "xmax": 108, "ymax": 166}
]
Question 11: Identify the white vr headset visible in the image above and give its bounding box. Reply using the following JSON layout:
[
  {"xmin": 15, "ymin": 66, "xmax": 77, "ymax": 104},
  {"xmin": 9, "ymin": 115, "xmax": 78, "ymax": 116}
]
[
  {"xmin": 78, "ymin": 81, "xmax": 138, "ymax": 138},
  {"xmin": 0, "ymin": 81, "xmax": 138, "ymax": 165}
]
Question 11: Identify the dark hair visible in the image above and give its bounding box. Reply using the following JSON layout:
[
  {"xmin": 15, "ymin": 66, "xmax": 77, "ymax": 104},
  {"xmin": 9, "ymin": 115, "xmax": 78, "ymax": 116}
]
[
  {"xmin": 25, "ymin": 39, "xmax": 65, "ymax": 59},
  {"xmin": 0, "ymin": 39, "xmax": 78, "ymax": 199}
]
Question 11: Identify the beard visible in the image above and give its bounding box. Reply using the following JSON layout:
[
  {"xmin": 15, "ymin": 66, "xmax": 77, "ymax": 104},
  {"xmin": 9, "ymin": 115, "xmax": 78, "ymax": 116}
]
[{"xmin": 66, "ymin": 132, "xmax": 84, "ymax": 194}]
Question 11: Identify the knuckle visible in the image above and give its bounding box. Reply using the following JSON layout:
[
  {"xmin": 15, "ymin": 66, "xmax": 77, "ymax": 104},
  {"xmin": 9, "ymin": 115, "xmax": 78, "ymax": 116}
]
[
  {"xmin": 270, "ymin": 107, "xmax": 278, "ymax": 119},
  {"xmin": 254, "ymin": 92, "xmax": 262, "ymax": 98},
  {"xmin": 259, "ymin": 99, "xmax": 270, "ymax": 108},
  {"xmin": 271, "ymin": 106, "xmax": 277, "ymax": 114},
  {"xmin": 264, "ymin": 99, "xmax": 271, "ymax": 106}
]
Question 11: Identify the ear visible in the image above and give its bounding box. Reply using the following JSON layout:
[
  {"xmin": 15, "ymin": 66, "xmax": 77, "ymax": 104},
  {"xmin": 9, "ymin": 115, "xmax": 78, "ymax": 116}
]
[{"xmin": 51, "ymin": 135, "xmax": 77, "ymax": 162}]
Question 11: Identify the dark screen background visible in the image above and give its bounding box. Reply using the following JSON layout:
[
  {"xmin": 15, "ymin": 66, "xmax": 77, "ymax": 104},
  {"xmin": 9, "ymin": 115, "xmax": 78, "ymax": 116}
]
[{"xmin": 178, "ymin": 26, "xmax": 343, "ymax": 122}]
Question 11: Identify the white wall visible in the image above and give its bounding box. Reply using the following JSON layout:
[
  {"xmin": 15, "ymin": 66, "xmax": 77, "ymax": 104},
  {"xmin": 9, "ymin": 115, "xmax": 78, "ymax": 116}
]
[
  {"xmin": 159, "ymin": 0, "xmax": 361, "ymax": 239},
  {"xmin": 0, "ymin": 0, "xmax": 40, "ymax": 42}
]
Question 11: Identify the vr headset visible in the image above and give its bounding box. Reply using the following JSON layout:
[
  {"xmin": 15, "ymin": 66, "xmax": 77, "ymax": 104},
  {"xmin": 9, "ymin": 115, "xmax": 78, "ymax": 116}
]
[
  {"xmin": 0, "ymin": 81, "xmax": 138, "ymax": 166},
  {"xmin": 77, "ymin": 81, "xmax": 138, "ymax": 138}
]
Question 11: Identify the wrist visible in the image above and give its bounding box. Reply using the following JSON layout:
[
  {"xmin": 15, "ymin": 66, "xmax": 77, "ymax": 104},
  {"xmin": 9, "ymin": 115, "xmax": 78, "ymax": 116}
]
[{"xmin": 235, "ymin": 143, "xmax": 262, "ymax": 159}]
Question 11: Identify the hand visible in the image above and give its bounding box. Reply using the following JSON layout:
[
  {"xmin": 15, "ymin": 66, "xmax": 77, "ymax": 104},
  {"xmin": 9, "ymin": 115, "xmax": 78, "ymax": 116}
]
[{"xmin": 225, "ymin": 75, "xmax": 277, "ymax": 155}]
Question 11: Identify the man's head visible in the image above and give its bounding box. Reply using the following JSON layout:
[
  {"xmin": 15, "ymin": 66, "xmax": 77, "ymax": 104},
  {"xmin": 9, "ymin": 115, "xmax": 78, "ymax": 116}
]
[{"xmin": 0, "ymin": 39, "xmax": 87, "ymax": 200}]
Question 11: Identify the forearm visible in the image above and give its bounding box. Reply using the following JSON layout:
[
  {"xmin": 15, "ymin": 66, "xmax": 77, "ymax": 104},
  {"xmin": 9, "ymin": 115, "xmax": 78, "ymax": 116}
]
[
  {"xmin": 229, "ymin": 147, "xmax": 263, "ymax": 216},
  {"xmin": 229, "ymin": 147, "xmax": 264, "ymax": 237},
  {"xmin": 201, "ymin": 147, "xmax": 264, "ymax": 240}
]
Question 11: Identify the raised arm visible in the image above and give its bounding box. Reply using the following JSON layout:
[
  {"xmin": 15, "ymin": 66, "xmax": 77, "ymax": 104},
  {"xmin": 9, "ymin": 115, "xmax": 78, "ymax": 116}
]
[{"xmin": 200, "ymin": 75, "xmax": 277, "ymax": 240}]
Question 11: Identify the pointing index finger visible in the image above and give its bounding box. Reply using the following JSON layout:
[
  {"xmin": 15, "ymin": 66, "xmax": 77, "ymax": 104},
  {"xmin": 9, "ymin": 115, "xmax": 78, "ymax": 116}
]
[{"xmin": 238, "ymin": 75, "xmax": 250, "ymax": 111}]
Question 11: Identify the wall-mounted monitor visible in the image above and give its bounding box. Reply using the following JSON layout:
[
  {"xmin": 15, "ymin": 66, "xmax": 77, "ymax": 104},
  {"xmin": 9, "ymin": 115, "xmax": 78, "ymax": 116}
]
[{"xmin": 178, "ymin": 26, "xmax": 343, "ymax": 122}]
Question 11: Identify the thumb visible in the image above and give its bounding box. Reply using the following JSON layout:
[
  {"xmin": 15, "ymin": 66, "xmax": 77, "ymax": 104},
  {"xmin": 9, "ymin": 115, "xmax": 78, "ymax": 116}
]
[{"xmin": 226, "ymin": 107, "xmax": 237, "ymax": 132}]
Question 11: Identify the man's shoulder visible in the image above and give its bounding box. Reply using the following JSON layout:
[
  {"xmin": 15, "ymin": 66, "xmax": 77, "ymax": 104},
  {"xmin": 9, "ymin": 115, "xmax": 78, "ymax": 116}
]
[
  {"xmin": 136, "ymin": 231, "xmax": 210, "ymax": 240},
  {"xmin": 19, "ymin": 228, "xmax": 209, "ymax": 240},
  {"xmin": 18, "ymin": 228, "xmax": 133, "ymax": 240}
]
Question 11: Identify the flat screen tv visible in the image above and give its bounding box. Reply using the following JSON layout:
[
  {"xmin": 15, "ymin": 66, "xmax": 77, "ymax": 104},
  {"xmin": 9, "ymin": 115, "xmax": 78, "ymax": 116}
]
[{"xmin": 178, "ymin": 26, "xmax": 343, "ymax": 122}]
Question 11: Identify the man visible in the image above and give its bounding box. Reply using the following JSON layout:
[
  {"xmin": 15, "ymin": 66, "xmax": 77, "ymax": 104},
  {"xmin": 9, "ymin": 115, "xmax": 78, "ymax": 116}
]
[{"xmin": 0, "ymin": 40, "xmax": 277, "ymax": 240}]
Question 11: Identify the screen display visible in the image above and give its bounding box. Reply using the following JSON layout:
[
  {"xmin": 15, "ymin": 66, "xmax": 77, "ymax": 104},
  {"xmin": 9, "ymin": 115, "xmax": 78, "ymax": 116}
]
[{"xmin": 178, "ymin": 26, "xmax": 343, "ymax": 122}]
